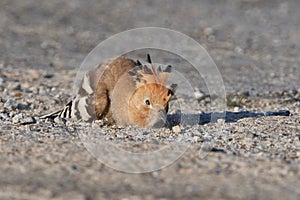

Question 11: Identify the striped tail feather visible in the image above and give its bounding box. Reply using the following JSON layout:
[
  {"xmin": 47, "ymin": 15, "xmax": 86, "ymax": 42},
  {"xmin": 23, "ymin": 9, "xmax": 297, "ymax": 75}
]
[
  {"xmin": 40, "ymin": 60, "xmax": 107, "ymax": 122},
  {"xmin": 40, "ymin": 64, "xmax": 101, "ymax": 122},
  {"xmin": 39, "ymin": 95, "xmax": 96, "ymax": 122},
  {"xmin": 40, "ymin": 100, "xmax": 73, "ymax": 120}
]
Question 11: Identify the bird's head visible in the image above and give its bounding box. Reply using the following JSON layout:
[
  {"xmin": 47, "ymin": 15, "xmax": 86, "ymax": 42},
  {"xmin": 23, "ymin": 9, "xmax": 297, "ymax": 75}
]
[{"xmin": 128, "ymin": 54, "xmax": 176, "ymax": 128}]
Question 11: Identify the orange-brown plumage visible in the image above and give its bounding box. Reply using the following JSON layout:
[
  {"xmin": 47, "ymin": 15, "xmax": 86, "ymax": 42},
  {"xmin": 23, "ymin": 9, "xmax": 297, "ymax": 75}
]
[
  {"xmin": 111, "ymin": 56, "xmax": 175, "ymax": 128},
  {"xmin": 41, "ymin": 54, "xmax": 176, "ymax": 128},
  {"xmin": 127, "ymin": 83, "xmax": 173, "ymax": 127}
]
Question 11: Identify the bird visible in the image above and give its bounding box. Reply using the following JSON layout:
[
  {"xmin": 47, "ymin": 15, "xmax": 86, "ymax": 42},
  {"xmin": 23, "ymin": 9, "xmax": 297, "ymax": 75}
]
[{"xmin": 40, "ymin": 54, "xmax": 176, "ymax": 128}]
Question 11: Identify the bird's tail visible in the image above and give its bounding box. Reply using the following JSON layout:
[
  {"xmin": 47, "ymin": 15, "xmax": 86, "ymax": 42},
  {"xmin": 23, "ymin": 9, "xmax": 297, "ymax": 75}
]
[
  {"xmin": 40, "ymin": 101, "xmax": 73, "ymax": 120},
  {"xmin": 39, "ymin": 61, "xmax": 103, "ymax": 122}
]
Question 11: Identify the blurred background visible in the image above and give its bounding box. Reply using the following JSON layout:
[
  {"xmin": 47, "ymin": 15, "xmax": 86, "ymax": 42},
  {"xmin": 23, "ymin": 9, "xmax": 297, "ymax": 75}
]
[{"xmin": 1, "ymin": 0, "xmax": 299, "ymax": 93}]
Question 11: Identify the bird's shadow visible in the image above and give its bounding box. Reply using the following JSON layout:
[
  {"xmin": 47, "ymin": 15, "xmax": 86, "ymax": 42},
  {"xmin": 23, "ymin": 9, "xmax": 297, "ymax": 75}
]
[{"xmin": 167, "ymin": 110, "xmax": 291, "ymax": 126}]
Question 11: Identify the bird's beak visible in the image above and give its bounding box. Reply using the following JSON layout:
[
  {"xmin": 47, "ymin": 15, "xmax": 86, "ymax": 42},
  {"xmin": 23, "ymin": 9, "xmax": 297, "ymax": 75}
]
[{"xmin": 150, "ymin": 109, "xmax": 167, "ymax": 128}]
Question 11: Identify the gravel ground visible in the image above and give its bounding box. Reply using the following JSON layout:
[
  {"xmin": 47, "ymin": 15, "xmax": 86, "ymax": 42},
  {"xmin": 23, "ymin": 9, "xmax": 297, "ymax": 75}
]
[{"xmin": 0, "ymin": 0, "xmax": 300, "ymax": 199}]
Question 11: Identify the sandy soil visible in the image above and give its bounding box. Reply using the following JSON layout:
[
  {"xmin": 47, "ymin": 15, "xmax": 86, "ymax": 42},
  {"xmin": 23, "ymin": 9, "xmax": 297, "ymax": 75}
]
[{"xmin": 0, "ymin": 0, "xmax": 299, "ymax": 199}]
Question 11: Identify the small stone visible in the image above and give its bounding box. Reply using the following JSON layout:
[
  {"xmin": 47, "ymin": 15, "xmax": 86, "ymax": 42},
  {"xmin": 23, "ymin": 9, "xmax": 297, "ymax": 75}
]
[
  {"xmin": 203, "ymin": 27, "xmax": 214, "ymax": 36},
  {"xmin": 4, "ymin": 99, "xmax": 17, "ymax": 110},
  {"xmin": 194, "ymin": 88, "xmax": 207, "ymax": 100},
  {"xmin": 172, "ymin": 125, "xmax": 181, "ymax": 133},
  {"xmin": 192, "ymin": 136, "xmax": 201, "ymax": 143},
  {"xmin": 20, "ymin": 116, "xmax": 36, "ymax": 125},
  {"xmin": 0, "ymin": 78, "xmax": 4, "ymax": 85},
  {"xmin": 13, "ymin": 92, "xmax": 22, "ymax": 98},
  {"xmin": 164, "ymin": 128, "xmax": 171, "ymax": 134},
  {"xmin": 43, "ymin": 72, "xmax": 54, "ymax": 79},
  {"xmin": 12, "ymin": 113, "xmax": 26, "ymax": 124},
  {"xmin": 38, "ymin": 87, "xmax": 47, "ymax": 95},
  {"xmin": 269, "ymin": 72, "xmax": 276, "ymax": 78},
  {"xmin": 217, "ymin": 119, "xmax": 225, "ymax": 124},
  {"xmin": 0, "ymin": 113, "xmax": 9, "ymax": 120},
  {"xmin": 7, "ymin": 82, "xmax": 21, "ymax": 91},
  {"xmin": 17, "ymin": 102, "xmax": 30, "ymax": 110},
  {"xmin": 29, "ymin": 87, "xmax": 38, "ymax": 94},
  {"xmin": 22, "ymin": 82, "xmax": 31, "ymax": 90},
  {"xmin": 40, "ymin": 41, "xmax": 48, "ymax": 49},
  {"xmin": 289, "ymin": 88, "xmax": 297, "ymax": 95},
  {"xmin": 234, "ymin": 46, "xmax": 244, "ymax": 54},
  {"xmin": 211, "ymin": 147, "xmax": 226, "ymax": 153},
  {"xmin": 233, "ymin": 107, "xmax": 241, "ymax": 112}
]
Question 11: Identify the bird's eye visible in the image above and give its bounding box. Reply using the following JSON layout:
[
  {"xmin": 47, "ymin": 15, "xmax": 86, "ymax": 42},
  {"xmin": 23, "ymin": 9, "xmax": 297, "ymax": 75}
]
[{"xmin": 145, "ymin": 99, "xmax": 150, "ymax": 106}]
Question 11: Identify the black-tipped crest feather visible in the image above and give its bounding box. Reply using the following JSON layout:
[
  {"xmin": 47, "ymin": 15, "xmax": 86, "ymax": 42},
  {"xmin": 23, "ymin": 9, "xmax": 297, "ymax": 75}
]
[
  {"xmin": 128, "ymin": 55, "xmax": 173, "ymax": 88},
  {"xmin": 136, "ymin": 60, "xmax": 142, "ymax": 66},
  {"xmin": 147, "ymin": 54, "xmax": 152, "ymax": 63}
]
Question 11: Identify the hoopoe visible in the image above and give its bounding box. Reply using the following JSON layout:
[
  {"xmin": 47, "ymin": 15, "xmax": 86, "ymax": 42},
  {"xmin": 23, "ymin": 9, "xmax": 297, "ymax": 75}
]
[{"xmin": 40, "ymin": 54, "xmax": 176, "ymax": 128}]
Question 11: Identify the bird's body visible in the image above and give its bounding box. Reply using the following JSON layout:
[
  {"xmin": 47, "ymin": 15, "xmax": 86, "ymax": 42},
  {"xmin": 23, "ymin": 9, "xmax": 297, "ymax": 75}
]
[{"xmin": 41, "ymin": 55, "xmax": 175, "ymax": 128}]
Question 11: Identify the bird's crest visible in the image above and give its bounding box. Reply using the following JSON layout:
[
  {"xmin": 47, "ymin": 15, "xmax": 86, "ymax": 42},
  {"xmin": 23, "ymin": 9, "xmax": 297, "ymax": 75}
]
[{"xmin": 129, "ymin": 54, "xmax": 175, "ymax": 90}]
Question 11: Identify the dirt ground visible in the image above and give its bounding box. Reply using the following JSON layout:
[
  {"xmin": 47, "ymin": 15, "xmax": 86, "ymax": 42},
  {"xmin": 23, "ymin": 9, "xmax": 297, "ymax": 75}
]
[{"xmin": 0, "ymin": 0, "xmax": 299, "ymax": 199}]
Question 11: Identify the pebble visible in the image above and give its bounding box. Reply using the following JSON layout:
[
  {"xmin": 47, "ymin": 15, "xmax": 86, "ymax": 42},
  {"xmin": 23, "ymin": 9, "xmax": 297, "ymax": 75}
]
[
  {"xmin": 192, "ymin": 136, "xmax": 201, "ymax": 143},
  {"xmin": 7, "ymin": 82, "xmax": 21, "ymax": 91},
  {"xmin": 0, "ymin": 113, "xmax": 9, "ymax": 120},
  {"xmin": 4, "ymin": 99, "xmax": 17, "ymax": 110},
  {"xmin": 17, "ymin": 102, "xmax": 30, "ymax": 110},
  {"xmin": 0, "ymin": 77, "xmax": 4, "ymax": 85},
  {"xmin": 233, "ymin": 107, "xmax": 241, "ymax": 112},
  {"xmin": 217, "ymin": 119, "xmax": 225, "ymax": 125},
  {"xmin": 164, "ymin": 129, "xmax": 171, "ymax": 134},
  {"xmin": 13, "ymin": 92, "xmax": 22, "ymax": 98},
  {"xmin": 234, "ymin": 46, "xmax": 244, "ymax": 54},
  {"xmin": 38, "ymin": 86, "xmax": 47, "ymax": 95},
  {"xmin": 203, "ymin": 27, "xmax": 214, "ymax": 36},
  {"xmin": 194, "ymin": 88, "xmax": 207, "ymax": 100},
  {"xmin": 20, "ymin": 117, "xmax": 37, "ymax": 125},
  {"xmin": 42, "ymin": 72, "xmax": 54, "ymax": 79},
  {"xmin": 12, "ymin": 113, "xmax": 26, "ymax": 124},
  {"xmin": 172, "ymin": 125, "xmax": 181, "ymax": 133}
]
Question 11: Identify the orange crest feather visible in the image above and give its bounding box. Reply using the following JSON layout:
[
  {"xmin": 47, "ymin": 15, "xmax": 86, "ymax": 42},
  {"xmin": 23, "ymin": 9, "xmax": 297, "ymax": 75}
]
[{"xmin": 128, "ymin": 54, "xmax": 173, "ymax": 88}]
